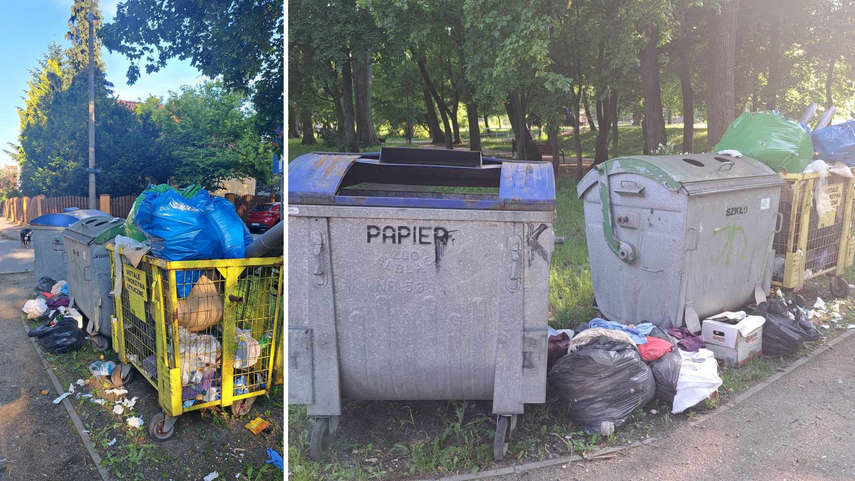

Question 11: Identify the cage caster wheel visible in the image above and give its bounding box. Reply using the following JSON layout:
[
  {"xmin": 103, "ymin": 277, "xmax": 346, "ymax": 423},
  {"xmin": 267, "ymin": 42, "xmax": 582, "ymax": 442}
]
[
  {"xmin": 111, "ymin": 364, "xmax": 133, "ymax": 387},
  {"xmin": 310, "ymin": 417, "xmax": 338, "ymax": 461},
  {"xmin": 91, "ymin": 335, "xmax": 110, "ymax": 352},
  {"xmin": 493, "ymin": 414, "xmax": 517, "ymax": 461},
  {"xmin": 230, "ymin": 397, "xmax": 256, "ymax": 417},
  {"xmin": 830, "ymin": 276, "xmax": 850, "ymax": 298},
  {"xmin": 149, "ymin": 412, "xmax": 177, "ymax": 442}
]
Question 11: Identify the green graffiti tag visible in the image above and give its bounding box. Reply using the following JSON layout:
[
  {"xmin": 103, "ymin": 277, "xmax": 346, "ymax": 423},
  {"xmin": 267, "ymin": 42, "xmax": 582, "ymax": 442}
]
[{"xmin": 712, "ymin": 224, "xmax": 747, "ymax": 267}]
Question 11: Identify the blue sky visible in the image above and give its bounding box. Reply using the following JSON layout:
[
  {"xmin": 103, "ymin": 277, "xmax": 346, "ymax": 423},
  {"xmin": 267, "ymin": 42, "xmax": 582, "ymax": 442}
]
[{"xmin": 0, "ymin": 0, "xmax": 206, "ymax": 166}]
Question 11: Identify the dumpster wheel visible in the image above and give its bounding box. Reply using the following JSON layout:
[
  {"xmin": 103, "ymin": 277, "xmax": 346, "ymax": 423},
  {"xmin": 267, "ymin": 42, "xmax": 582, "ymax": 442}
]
[
  {"xmin": 493, "ymin": 414, "xmax": 517, "ymax": 461},
  {"xmin": 310, "ymin": 417, "xmax": 334, "ymax": 461},
  {"xmin": 230, "ymin": 397, "xmax": 255, "ymax": 417},
  {"xmin": 111, "ymin": 364, "xmax": 134, "ymax": 387},
  {"xmin": 92, "ymin": 335, "xmax": 110, "ymax": 352},
  {"xmin": 149, "ymin": 412, "xmax": 177, "ymax": 442},
  {"xmin": 830, "ymin": 276, "xmax": 850, "ymax": 298}
]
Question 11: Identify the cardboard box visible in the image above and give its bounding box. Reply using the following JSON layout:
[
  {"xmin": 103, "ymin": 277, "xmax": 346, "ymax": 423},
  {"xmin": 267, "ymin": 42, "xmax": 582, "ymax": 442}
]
[{"xmin": 702, "ymin": 315, "xmax": 765, "ymax": 367}]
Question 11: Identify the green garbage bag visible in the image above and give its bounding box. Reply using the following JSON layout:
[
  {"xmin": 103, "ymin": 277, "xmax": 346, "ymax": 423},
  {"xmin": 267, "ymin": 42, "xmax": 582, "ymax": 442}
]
[
  {"xmin": 124, "ymin": 184, "xmax": 204, "ymax": 242},
  {"xmin": 714, "ymin": 111, "xmax": 814, "ymax": 173}
]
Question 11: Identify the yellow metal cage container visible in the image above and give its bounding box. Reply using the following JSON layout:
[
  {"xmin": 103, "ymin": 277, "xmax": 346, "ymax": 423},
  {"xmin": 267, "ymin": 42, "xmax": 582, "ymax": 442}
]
[
  {"xmin": 772, "ymin": 170, "xmax": 855, "ymax": 298},
  {"xmin": 107, "ymin": 244, "xmax": 283, "ymax": 441}
]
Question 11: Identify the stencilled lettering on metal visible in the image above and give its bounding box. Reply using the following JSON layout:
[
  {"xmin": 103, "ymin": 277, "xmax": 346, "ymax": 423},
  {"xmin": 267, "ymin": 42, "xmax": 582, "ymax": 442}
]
[{"xmin": 366, "ymin": 225, "xmax": 457, "ymax": 270}]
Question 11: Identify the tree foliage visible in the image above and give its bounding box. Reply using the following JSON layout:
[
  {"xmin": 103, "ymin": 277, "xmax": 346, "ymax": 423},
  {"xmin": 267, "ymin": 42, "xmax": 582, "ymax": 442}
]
[{"xmin": 100, "ymin": 0, "xmax": 284, "ymax": 134}]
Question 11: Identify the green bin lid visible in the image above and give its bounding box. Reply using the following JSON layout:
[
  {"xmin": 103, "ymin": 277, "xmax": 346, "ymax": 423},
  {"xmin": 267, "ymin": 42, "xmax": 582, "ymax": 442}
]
[{"xmin": 63, "ymin": 217, "xmax": 125, "ymax": 245}]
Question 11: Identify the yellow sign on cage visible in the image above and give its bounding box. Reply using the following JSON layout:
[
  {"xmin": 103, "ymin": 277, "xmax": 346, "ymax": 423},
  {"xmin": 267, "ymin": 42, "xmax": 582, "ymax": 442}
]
[{"xmin": 124, "ymin": 265, "xmax": 148, "ymax": 321}]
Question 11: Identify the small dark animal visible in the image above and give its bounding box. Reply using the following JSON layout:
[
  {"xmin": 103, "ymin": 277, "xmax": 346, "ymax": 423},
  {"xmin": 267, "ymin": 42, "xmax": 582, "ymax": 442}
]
[{"xmin": 20, "ymin": 228, "xmax": 32, "ymax": 248}]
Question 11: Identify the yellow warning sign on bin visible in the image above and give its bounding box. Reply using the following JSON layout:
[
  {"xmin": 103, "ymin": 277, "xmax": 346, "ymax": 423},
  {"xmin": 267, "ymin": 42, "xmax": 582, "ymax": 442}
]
[{"xmin": 124, "ymin": 265, "xmax": 147, "ymax": 321}]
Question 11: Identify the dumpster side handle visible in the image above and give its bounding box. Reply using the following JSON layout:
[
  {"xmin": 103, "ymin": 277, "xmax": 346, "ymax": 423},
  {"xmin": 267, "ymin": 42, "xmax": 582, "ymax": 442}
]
[{"xmin": 596, "ymin": 166, "xmax": 637, "ymax": 263}]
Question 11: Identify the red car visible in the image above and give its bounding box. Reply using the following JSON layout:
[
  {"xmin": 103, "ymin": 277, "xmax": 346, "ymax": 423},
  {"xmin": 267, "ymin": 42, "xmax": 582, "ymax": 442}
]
[{"xmin": 246, "ymin": 202, "xmax": 281, "ymax": 232}]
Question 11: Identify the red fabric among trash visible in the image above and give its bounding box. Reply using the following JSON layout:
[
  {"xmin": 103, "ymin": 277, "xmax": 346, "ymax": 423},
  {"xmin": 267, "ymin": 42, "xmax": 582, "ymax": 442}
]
[
  {"xmin": 547, "ymin": 333, "xmax": 572, "ymax": 372},
  {"xmin": 638, "ymin": 336, "xmax": 674, "ymax": 362},
  {"xmin": 42, "ymin": 292, "xmax": 54, "ymax": 299}
]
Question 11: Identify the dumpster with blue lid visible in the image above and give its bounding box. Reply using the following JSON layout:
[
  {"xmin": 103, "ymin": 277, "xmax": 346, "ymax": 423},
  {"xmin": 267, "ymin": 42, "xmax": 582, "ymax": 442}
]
[
  {"xmin": 30, "ymin": 209, "xmax": 110, "ymax": 283},
  {"xmin": 288, "ymin": 148, "xmax": 558, "ymax": 461},
  {"xmin": 577, "ymin": 153, "xmax": 785, "ymax": 333}
]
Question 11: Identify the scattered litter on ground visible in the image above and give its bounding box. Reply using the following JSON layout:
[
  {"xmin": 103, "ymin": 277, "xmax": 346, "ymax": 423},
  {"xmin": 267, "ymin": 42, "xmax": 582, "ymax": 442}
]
[
  {"xmin": 52, "ymin": 392, "xmax": 70, "ymax": 404},
  {"xmin": 89, "ymin": 361, "xmax": 116, "ymax": 377},
  {"xmin": 265, "ymin": 449, "xmax": 284, "ymax": 471},
  {"xmin": 105, "ymin": 388, "xmax": 128, "ymax": 397},
  {"xmin": 815, "ymin": 297, "xmax": 826, "ymax": 309},
  {"xmin": 89, "ymin": 398, "xmax": 106, "ymax": 405},
  {"xmin": 203, "ymin": 472, "xmax": 219, "ymax": 481},
  {"xmin": 244, "ymin": 417, "xmax": 270, "ymax": 435},
  {"xmin": 113, "ymin": 405, "xmax": 124, "ymax": 415},
  {"xmin": 41, "ymin": 390, "xmax": 49, "ymax": 395},
  {"xmin": 127, "ymin": 417, "xmax": 144, "ymax": 428},
  {"xmin": 75, "ymin": 379, "xmax": 84, "ymax": 386},
  {"xmin": 67, "ymin": 384, "xmax": 74, "ymax": 394}
]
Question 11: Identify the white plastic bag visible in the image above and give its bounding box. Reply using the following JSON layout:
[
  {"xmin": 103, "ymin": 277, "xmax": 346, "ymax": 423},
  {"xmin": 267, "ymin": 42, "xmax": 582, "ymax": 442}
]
[
  {"xmin": 22, "ymin": 298, "xmax": 48, "ymax": 319},
  {"xmin": 672, "ymin": 348, "xmax": 723, "ymax": 414}
]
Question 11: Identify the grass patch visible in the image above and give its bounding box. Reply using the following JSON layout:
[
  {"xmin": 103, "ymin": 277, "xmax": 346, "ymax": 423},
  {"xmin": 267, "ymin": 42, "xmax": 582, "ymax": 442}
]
[{"xmin": 720, "ymin": 357, "xmax": 777, "ymax": 392}]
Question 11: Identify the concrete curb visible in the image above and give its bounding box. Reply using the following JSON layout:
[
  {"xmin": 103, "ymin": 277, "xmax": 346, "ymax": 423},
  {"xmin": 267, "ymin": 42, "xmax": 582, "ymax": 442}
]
[
  {"xmin": 437, "ymin": 438, "xmax": 657, "ymax": 481},
  {"xmin": 20, "ymin": 315, "xmax": 111, "ymax": 481},
  {"xmin": 438, "ymin": 329, "xmax": 855, "ymax": 481},
  {"xmin": 688, "ymin": 328, "xmax": 855, "ymax": 428}
]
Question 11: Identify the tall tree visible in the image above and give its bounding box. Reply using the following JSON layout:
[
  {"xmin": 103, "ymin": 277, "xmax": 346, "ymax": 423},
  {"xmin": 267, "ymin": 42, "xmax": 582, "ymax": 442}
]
[
  {"xmin": 638, "ymin": 26, "xmax": 667, "ymax": 153},
  {"xmin": 66, "ymin": 0, "xmax": 105, "ymax": 74},
  {"xmin": 101, "ymin": 0, "xmax": 284, "ymax": 134},
  {"xmin": 706, "ymin": 0, "xmax": 740, "ymax": 146}
]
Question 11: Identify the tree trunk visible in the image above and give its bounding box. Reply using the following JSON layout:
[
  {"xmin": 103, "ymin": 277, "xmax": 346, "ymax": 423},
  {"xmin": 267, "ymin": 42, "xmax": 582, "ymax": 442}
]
[
  {"xmin": 423, "ymin": 87, "xmax": 445, "ymax": 144},
  {"xmin": 667, "ymin": 109, "xmax": 673, "ymax": 125},
  {"xmin": 417, "ymin": 57, "xmax": 454, "ymax": 150},
  {"xmin": 611, "ymin": 93, "xmax": 619, "ymax": 158},
  {"xmin": 594, "ymin": 96, "xmax": 612, "ymax": 164},
  {"xmin": 765, "ymin": 10, "xmax": 779, "ymax": 110},
  {"xmin": 450, "ymin": 97, "xmax": 461, "ymax": 144},
  {"xmin": 341, "ymin": 54, "xmax": 358, "ymax": 151},
  {"xmin": 826, "ymin": 56, "xmax": 837, "ymax": 109},
  {"xmin": 353, "ymin": 52, "xmax": 377, "ymax": 145},
  {"xmin": 583, "ymin": 95, "xmax": 597, "ymax": 132},
  {"xmin": 288, "ymin": 105, "xmax": 300, "ymax": 138},
  {"xmin": 639, "ymin": 28, "xmax": 667, "ymax": 154},
  {"xmin": 484, "ymin": 115, "xmax": 491, "ymax": 134},
  {"xmin": 467, "ymin": 102, "xmax": 481, "ymax": 151},
  {"xmin": 506, "ymin": 93, "xmax": 542, "ymax": 161},
  {"xmin": 572, "ymin": 91, "xmax": 583, "ymax": 180},
  {"xmin": 680, "ymin": 46, "xmax": 695, "ymax": 153},
  {"xmin": 300, "ymin": 109, "xmax": 316, "ymax": 145},
  {"xmin": 548, "ymin": 122, "xmax": 561, "ymax": 174},
  {"xmin": 706, "ymin": 0, "xmax": 740, "ymax": 147}
]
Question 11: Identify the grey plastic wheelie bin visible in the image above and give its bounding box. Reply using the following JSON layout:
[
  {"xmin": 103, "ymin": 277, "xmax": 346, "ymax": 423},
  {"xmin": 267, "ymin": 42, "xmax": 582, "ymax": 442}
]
[
  {"xmin": 30, "ymin": 209, "xmax": 110, "ymax": 283},
  {"xmin": 578, "ymin": 153, "xmax": 785, "ymax": 333},
  {"xmin": 288, "ymin": 148, "xmax": 558, "ymax": 461},
  {"xmin": 62, "ymin": 216, "xmax": 125, "ymax": 351}
]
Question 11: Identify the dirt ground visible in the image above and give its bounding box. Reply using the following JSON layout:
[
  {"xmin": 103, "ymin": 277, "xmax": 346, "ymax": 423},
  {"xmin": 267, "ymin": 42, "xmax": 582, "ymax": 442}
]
[
  {"xmin": 0, "ymin": 272, "xmax": 98, "ymax": 480},
  {"xmin": 1, "ymin": 272, "xmax": 285, "ymax": 481}
]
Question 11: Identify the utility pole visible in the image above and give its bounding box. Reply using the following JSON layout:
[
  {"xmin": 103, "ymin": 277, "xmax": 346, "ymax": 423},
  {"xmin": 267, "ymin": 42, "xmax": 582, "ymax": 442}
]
[{"xmin": 87, "ymin": 3, "xmax": 96, "ymax": 210}]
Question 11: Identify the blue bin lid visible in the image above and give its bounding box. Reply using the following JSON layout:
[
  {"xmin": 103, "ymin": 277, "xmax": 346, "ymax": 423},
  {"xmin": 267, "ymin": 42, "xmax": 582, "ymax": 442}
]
[
  {"xmin": 30, "ymin": 209, "xmax": 110, "ymax": 227},
  {"xmin": 288, "ymin": 149, "xmax": 555, "ymax": 211}
]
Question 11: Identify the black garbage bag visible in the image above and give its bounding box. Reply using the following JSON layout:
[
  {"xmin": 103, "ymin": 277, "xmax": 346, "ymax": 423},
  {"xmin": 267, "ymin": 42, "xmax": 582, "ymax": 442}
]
[
  {"xmin": 753, "ymin": 299, "xmax": 821, "ymax": 356},
  {"xmin": 39, "ymin": 327, "xmax": 86, "ymax": 354},
  {"xmin": 35, "ymin": 277, "xmax": 56, "ymax": 295},
  {"xmin": 28, "ymin": 316, "xmax": 76, "ymax": 338},
  {"xmin": 547, "ymin": 336, "xmax": 655, "ymax": 434},
  {"xmin": 650, "ymin": 350, "xmax": 682, "ymax": 404}
]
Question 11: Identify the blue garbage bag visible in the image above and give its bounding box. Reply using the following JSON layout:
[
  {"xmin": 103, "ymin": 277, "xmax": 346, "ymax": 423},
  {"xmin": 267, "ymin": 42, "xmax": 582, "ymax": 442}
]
[
  {"xmin": 812, "ymin": 121, "xmax": 855, "ymax": 165},
  {"xmin": 134, "ymin": 190, "xmax": 224, "ymax": 261},
  {"xmin": 203, "ymin": 194, "xmax": 253, "ymax": 259}
]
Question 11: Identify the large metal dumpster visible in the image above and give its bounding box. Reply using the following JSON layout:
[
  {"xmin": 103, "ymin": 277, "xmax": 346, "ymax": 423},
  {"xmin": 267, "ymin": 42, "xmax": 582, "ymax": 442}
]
[
  {"xmin": 288, "ymin": 148, "xmax": 557, "ymax": 461},
  {"xmin": 578, "ymin": 154, "xmax": 785, "ymax": 332},
  {"xmin": 63, "ymin": 216, "xmax": 125, "ymax": 350},
  {"xmin": 30, "ymin": 209, "xmax": 110, "ymax": 283}
]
